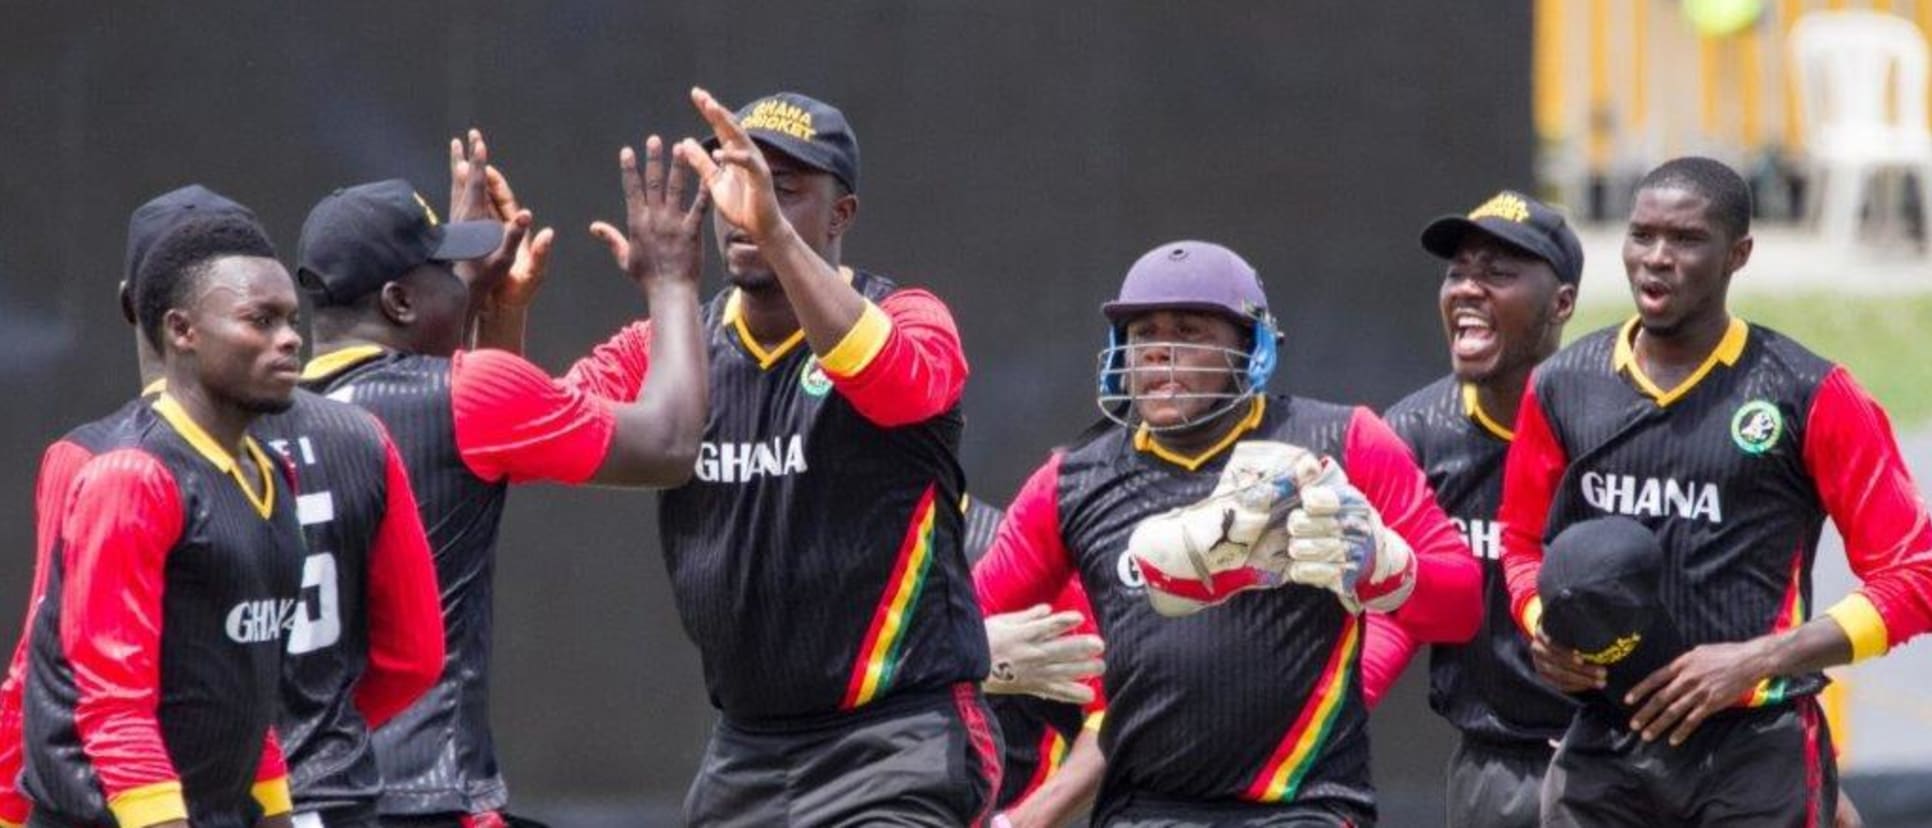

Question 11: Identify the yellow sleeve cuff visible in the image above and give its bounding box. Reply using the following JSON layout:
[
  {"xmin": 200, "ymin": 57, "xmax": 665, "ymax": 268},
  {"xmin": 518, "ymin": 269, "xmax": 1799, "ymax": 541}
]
[
  {"xmin": 1519, "ymin": 595, "xmax": 1544, "ymax": 638},
  {"xmin": 252, "ymin": 776, "xmax": 293, "ymax": 816},
  {"xmin": 108, "ymin": 780, "xmax": 187, "ymax": 827},
  {"xmin": 0, "ymin": 817, "xmax": 22, "ymax": 828},
  {"xmin": 820, "ymin": 301, "xmax": 892, "ymax": 378},
  {"xmin": 1825, "ymin": 592, "xmax": 1891, "ymax": 663},
  {"xmin": 1083, "ymin": 710, "xmax": 1105, "ymax": 732}
]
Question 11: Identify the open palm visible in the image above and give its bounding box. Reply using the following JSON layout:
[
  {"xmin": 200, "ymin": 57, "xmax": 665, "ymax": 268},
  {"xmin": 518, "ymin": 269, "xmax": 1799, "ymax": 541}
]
[{"xmin": 675, "ymin": 87, "xmax": 786, "ymax": 241}]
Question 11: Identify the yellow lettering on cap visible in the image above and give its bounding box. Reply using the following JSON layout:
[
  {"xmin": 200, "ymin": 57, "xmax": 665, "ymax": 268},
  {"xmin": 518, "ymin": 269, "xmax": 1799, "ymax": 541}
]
[
  {"xmin": 740, "ymin": 98, "xmax": 816, "ymax": 142},
  {"xmin": 1468, "ymin": 192, "xmax": 1530, "ymax": 224},
  {"xmin": 412, "ymin": 192, "xmax": 441, "ymax": 227},
  {"xmin": 1578, "ymin": 632, "xmax": 1642, "ymax": 665}
]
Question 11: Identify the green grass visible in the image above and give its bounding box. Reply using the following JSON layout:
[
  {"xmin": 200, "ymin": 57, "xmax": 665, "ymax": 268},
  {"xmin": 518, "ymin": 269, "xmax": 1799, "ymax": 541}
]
[{"xmin": 1567, "ymin": 293, "xmax": 1932, "ymax": 429}]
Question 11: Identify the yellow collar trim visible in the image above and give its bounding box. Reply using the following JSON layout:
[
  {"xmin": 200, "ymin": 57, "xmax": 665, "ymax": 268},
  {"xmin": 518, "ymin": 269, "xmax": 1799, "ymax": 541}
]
[
  {"xmin": 1611, "ymin": 316, "xmax": 1748, "ymax": 407},
  {"xmin": 718, "ymin": 267, "xmax": 858, "ymax": 371},
  {"xmin": 141, "ymin": 378, "xmax": 167, "ymax": 397},
  {"xmin": 152, "ymin": 394, "xmax": 276, "ymax": 519},
  {"xmin": 1133, "ymin": 397, "xmax": 1267, "ymax": 471},
  {"xmin": 1461, "ymin": 384, "xmax": 1515, "ymax": 442},
  {"xmin": 303, "ymin": 344, "xmax": 388, "ymax": 382}
]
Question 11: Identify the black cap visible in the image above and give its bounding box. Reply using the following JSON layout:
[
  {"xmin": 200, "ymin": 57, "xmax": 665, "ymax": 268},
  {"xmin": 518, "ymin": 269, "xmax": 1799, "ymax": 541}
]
[
  {"xmin": 1538, "ymin": 516, "xmax": 1687, "ymax": 712},
  {"xmin": 126, "ymin": 185, "xmax": 256, "ymax": 292},
  {"xmin": 296, "ymin": 179, "xmax": 502, "ymax": 305},
  {"xmin": 1421, "ymin": 190, "xmax": 1584, "ymax": 285},
  {"xmin": 702, "ymin": 92, "xmax": 859, "ymax": 194}
]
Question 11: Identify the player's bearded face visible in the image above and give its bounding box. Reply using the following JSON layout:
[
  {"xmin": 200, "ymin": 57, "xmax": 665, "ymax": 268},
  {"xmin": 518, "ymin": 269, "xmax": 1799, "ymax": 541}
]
[
  {"xmin": 180, "ymin": 257, "xmax": 302, "ymax": 414},
  {"xmin": 1123, "ymin": 310, "xmax": 1246, "ymax": 430},
  {"xmin": 1622, "ymin": 186, "xmax": 1745, "ymax": 337},
  {"xmin": 714, "ymin": 152, "xmax": 847, "ymax": 291},
  {"xmin": 1440, "ymin": 237, "xmax": 1565, "ymax": 384}
]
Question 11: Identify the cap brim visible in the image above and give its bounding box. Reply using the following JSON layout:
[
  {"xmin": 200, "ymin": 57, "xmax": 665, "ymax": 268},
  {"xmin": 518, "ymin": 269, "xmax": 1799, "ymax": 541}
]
[
  {"xmin": 430, "ymin": 220, "xmax": 503, "ymax": 262},
  {"xmin": 1419, "ymin": 215, "xmax": 1562, "ymax": 269},
  {"xmin": 704, "ymin": 133, "xmax": 845, "ymax": 184}
]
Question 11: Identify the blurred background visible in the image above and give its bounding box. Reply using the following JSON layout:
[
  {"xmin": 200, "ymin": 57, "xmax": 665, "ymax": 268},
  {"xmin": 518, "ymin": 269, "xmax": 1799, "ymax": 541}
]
[{"xmin": 0, "ymin": 2, "xmax": 1925, "ymax": 825}]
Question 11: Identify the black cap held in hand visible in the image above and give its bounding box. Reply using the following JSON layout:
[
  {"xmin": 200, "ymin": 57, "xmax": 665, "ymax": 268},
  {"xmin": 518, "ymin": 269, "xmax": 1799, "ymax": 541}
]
[
  {"xmin": 702, "ymin": 92, "xmax": 860, "ymax": 194},
  {"xmin": 1420, "ymin": 190, "xmax": 1585, "ymax": 285},
  {"xmin": 1538, "ymin": 516, "xmax": 1688, "ymax": 714},
  {"xmin": 296, "ymin": 179, "xmax": 503, "ymax": 306}
]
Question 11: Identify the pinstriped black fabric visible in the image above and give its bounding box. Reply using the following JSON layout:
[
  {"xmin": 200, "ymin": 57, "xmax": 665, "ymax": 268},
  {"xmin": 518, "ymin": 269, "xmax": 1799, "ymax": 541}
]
[
  {"xmin": 254, "ymin": 391, "xmax": 391, "ymax": 814},
  {"xmin": 1385, "ymin": 375, "xmax": 1574, "ymax": 745},
  {"xmin": 24, "ymin": 404, "xmax": 304, "ymax": 828},
  {"xmin": 1532, "ymin": 323, "xmax": 1835, "ymax": 707},
  {"xmin": 656, "ymin": 270, "xmax": 988, "ymax": 726},
  {"xmin": 306, "ymin": 354, "xmax": 510, "ymax": 816},
  {"xmin": 1056, "ymin": 395, "xmax": 1373, "ymax": 815}
]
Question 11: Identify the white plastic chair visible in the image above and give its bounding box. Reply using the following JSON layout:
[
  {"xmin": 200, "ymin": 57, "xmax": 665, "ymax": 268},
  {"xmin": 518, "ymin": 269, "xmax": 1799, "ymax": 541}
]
[{"xmin": 1789, "ymin": 10, "xmax": 1932, "ymax": 249}]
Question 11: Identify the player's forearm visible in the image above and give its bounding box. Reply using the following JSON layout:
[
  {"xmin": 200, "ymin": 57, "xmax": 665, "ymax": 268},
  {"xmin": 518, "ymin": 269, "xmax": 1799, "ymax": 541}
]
[
  {"xmin": 1753, "ymin": 616, "xmax": 1856, "ymax": 679},
  {"xmin": 1004, "ymin": 729, "xmax": 1103, "ymax": 828},
  {"xmin": 604, "ymin": 279, "xmax": 706, "ymax": 485},
  {"xmin": 757, "ymin": 223, "xmax": 867, "ymax": 355},
  {"xmin": 470, "ymin": 302, "xmax": 528, "ymax": 355}
]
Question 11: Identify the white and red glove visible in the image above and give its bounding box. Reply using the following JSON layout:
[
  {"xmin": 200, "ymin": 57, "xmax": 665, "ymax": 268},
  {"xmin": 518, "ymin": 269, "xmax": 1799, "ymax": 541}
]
[{"xmin": 1285, "ymin": 459, "xmax": 1416, "ymax": 613}]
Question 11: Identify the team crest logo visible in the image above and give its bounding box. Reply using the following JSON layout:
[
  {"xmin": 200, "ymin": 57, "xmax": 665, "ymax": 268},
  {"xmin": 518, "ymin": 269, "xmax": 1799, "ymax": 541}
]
[
  {"xmin": 799, "ymin": 356, "xmax": 832, "ymax": 397},
  {"xmin": 1730, "ymin": 400, "xmax": 1783, "ymax": 455}
]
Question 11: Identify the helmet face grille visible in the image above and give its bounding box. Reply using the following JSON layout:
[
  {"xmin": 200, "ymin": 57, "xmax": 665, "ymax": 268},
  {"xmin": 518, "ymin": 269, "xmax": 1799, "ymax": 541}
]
[{"xmin": 1095, "ymin": 341, "xmax": 1261, "ymax": 432}]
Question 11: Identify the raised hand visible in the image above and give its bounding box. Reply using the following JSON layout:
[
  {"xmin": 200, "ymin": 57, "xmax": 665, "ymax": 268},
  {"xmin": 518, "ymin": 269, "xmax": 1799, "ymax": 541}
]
[
  {"xmin": 673, "ymin": 87, "xmax": 785, "ymax": 243},
  {"xmin": 482, "ymin": 165, "xmax": 554, "ymax": 312},
  {"xmin": 448, "ymin": 128, "xmax": 492, "ymax": 222},
  {"xmin": 593, "ymin": 134, "xmax": 708, "ymax": 292}
]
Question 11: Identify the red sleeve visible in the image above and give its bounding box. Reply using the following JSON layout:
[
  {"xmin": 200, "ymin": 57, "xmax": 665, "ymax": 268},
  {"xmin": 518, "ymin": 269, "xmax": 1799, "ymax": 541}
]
[
  {"xmin": 1498, "ymin": 380, "xmax": 1566, "ymax": 636},
  {"xmin": 1804, "ymin": 366, "xmax": 1932, "ymax": 649},
  {"xmin": 974, "ymin": 453, "xmax": 1078, "ymax": 614},
  {"xmin": 452, "ymin": 349, "xmax": 619, "ymax": 485},
  {"xmin": 820, "ymin": 290, "xmax": 968, "ymax": 428},
  {"xmin": 0, "ymin": 440, "xmax": 96, "ymax": 825},
  {"xmin": 352, "ymin": 431, "xmax": 445, "ymax": 730},
  {"xmin": 1345, "ymin": 407, "xmax": 1480, "ymax": 643},
  {"xmin": 1360, "ymin": 610, "xmax": 1421, "ymax": 710},
  {"xmin": 59, "ymin": 450, "xmax": 185, "ymax": 810},
  {"xmin": 562, "ymin": 320, "xmax": 653, "ymax": 402}
]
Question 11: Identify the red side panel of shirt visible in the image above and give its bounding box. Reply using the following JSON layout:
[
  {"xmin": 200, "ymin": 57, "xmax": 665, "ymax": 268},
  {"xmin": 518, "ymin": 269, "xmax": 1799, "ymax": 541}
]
[
  {"xmin": 353, "ymin": 429, "xmax": 445, "ymax": 730},
  {"xmin": 451, "ymin": 349, "xmax": 619, "ymax": 485},
  {"xmin": 1345, "ymin": 407, "xmax": 1481, "ymax": 644},
  {"xmin": 1804, "ymin": 366, "xmax": 1932, "ymax": 647},
  {"xmin": 0, "ymin": 440, "xmax": 98, "ymax": 823},
  {"xmin": 58, "ymin": 449, "xmax": 186, "ymax": 800}
]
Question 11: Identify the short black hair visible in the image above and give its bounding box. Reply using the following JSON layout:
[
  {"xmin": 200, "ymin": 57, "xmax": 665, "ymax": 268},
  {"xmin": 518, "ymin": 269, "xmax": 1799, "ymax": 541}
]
[
  {"xmin": 1636, "ymin": 156, "xmax": 1753, "ymax": 240},
  {"xmin": 136, "ymin": 213, "xmax": 278, "ymax": 352}
]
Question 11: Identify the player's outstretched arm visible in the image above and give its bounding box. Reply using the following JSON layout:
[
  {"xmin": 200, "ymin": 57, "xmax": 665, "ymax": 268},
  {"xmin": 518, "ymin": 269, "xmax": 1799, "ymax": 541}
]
[{"xmin": 1000, "ymin": 726, "xmax": 1104, "ymax": 828}]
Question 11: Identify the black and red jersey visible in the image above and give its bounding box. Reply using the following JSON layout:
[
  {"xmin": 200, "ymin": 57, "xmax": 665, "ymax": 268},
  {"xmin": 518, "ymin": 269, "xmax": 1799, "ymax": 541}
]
[
  {"xmin": 1, "ymin": 396, "xmax": 155, "ymax": 827},
  {"xmin": 22, "ymin": 395, "xmax": 302, "ymax": 828},
  {"xmin": 1501, "ymin": 319, "xmax": 1932, "ymax": 711},
  {"xmin": 975, "ymin": 396, "xmax": 1476, "ymax": 815},
  {"xmin": 1380, "ymin": 375, "xmax": 1574, "ymax": 745},
  {"xmin": 565, "ymin": 269, "xmax": 988, "ymax": 725},
  {"xmin": 253, "ymin": 391, "xmax": 443, "ymax": 816},
  {"xmin": 304, "ymin": 346, "xmax": 614, "ymax": 816}
]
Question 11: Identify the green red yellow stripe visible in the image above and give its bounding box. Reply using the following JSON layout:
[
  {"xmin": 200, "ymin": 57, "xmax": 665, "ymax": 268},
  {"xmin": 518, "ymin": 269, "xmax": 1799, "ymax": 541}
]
[
  {"xmin": 841, "ymin": 485, "xmax": 940, "ymax": 709},
  {"xmin": 1244, "ymin": 614, "xmax": 1361, "ymax": 802},
  {"xmin": 1747, "ymin": 552, "xmax": 1809, "ymax": 708}
]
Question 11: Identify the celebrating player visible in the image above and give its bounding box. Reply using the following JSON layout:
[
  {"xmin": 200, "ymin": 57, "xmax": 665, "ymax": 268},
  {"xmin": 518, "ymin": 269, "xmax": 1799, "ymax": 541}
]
[
  {"xmin": 973, "ymin": 240, "xmax": 1480, "ymax": 825},
  {"xmin": 1366, "ymin": 190, "xmax": 1581, "ymax": 828},
  {"xmin": 565, "ymin": 88, "xmax": 1000, "ymax": 825},
  {"xmin": 20, "ymin": 212, "xmax": 306, "ymax": 828},
  {"xmin": 1500, "ymin": 157, "xmax": 1932, "ymax": 825},
  {"xmin": 296, "ymin": 133, "xmax": 709, "ymax": 826}
]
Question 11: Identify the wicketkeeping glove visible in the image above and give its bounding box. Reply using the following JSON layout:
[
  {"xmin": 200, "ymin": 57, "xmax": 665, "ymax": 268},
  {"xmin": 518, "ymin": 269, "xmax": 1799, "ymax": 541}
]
[
  {"xmin": 1284, "ymin": 459, "xmax": 1417, "ymax": 613},
  {"xmin": 1128, "ymin": 441, "xmax": 1324, "ymax": 616}
]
